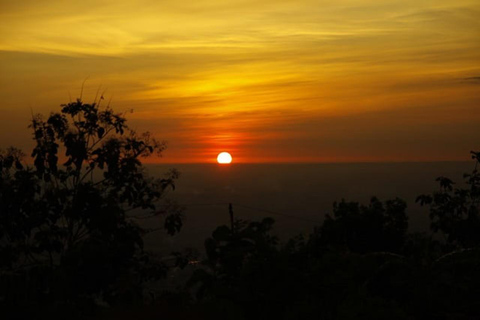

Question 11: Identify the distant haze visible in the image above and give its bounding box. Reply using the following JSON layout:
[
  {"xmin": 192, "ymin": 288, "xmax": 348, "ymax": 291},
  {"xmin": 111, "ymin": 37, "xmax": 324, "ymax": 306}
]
[{"xmin": 142, "ymin": 162, "xmax": 473, "ymax": 253}]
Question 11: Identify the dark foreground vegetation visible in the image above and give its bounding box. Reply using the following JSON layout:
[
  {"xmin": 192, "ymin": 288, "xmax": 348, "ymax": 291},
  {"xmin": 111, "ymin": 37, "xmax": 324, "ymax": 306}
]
[{"xmin": 1, "ymin": 100, "xmax": 479, "ymax": 319}]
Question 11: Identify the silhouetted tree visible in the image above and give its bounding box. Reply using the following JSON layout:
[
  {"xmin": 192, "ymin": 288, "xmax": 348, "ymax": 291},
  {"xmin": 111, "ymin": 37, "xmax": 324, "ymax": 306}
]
[
  {"xmin": 314, "ymin": 197, "xmax": 408, "ymax": 254},
  {"xmin": 186, "ymin": 153, "xmax": 480, "ymax": 319},
  {"xmin": 417, "ymin": 151, "xmax": 480, "ymax": 248},
  {"xmin": 188, "ymin": 218, "xmax": 278, "ymax": 298},
  {"xmin": 0, "ymin": 99, "xmax": 183, "ymax": 316},
  {"xmin": 187, "ymin": 218, "xmax": 291, "ymax": 319},
  {"xmin": 184, "ymin": 153, "xmax": 480, "ymax": 320},
  {"xmin": 188, "ymin": 200, "xmax": 410, "ymax": 320}
]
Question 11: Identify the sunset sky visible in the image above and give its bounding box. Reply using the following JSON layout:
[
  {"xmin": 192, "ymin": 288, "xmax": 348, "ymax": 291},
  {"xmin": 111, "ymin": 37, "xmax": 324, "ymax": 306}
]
[{"xmin": 0, "ymin": 0, "xmax": 479, "ymax": 163}]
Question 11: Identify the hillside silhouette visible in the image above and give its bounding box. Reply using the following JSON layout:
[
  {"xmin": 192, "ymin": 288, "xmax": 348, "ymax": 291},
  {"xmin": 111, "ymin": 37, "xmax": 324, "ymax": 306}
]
[{"xmin": 1, "ymin": 99, "xmax": 479, "ymax": 319}]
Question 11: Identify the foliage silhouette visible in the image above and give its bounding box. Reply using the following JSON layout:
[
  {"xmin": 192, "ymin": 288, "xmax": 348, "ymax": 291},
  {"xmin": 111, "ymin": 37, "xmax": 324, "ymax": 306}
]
[
  {"xmin": 1, "ymin": 106, "xmax": 479, "ymax": 320},
  {"xmin": 417, "ymin": 151, "xmax": 480, "ymax": 248},
  {"xmin": 0, "ymin": 99, "xmax": 183, "ymax": 316},
  {"xmin": 186, "ymin": 152, "xmax": 480, "ymax": 319},
  {"xmin": 314, "ymin": 197, "xmax": 408, "ymax": 254},
  {"xmin": 187, "ymin": 200, "xmax": 410, "ymax": 319},
  {"xmin": 188, "ymin": 218, "xmax": 278, "ymax": 298}
]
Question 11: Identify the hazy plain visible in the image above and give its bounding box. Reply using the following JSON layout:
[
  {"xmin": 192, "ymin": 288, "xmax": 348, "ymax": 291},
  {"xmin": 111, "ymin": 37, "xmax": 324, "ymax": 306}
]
[{"xmin": 142, "ymin": 162, "xmax": 473, "ymax": 253}]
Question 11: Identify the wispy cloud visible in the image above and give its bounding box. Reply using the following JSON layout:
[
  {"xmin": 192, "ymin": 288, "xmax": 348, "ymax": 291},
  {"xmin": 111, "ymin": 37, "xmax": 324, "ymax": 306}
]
[
  {"xmin": 463, "ymin": 76, "xmax": 480, "ymax": 83},
  {"xmin": 0, "ymin": 0, "xmax": 479, "ymax": 162}
]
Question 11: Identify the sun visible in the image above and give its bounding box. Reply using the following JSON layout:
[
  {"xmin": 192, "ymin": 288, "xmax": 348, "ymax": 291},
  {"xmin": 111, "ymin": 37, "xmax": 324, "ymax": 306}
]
[{"xmin": 217, "ymin": 152, "xmax": 233, "ymax": 164}]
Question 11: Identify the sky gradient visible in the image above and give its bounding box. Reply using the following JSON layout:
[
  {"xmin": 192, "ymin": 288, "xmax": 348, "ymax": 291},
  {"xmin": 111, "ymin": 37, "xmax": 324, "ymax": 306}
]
[{"xmin": 1, "ymin": 0, "xmax": 479, "ymax": 163}]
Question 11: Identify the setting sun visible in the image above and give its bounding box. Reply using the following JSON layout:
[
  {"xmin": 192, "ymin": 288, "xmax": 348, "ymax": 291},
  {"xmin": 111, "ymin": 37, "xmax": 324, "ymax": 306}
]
[{"xmin": 217, "ymin": 152, "xmax": 233, "ymax": 164}]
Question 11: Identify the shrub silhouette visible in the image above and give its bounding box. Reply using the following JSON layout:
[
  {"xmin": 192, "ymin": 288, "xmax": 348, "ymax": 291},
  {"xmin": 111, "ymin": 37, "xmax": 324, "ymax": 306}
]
[
  {"xmin": 188, "ymin": 199, "xmax": 409, "ymax": 319},
  {"xmin": 314, "ymin": 197, "xmax": 408, "ymax": 254},
  {"xmin": 187, "ymin": 154, "xmax": 480, "ymax": 319},
  {"xmin": 417, "ymin": 151, "xmax": 480, "ymax": 248},
  {"xmin": 0, "ymin": 99, "xmax": 183, "ymax": 316},
  {"xmin": 2, "ymin": 103, "xmax": 479, "ymax": 320}
]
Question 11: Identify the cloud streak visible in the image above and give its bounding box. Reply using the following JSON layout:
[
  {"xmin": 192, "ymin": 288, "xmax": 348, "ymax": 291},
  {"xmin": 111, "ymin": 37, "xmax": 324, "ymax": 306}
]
[{"xmin": 0, "ymin": 0, "xmax": 479, "ymax": 162}]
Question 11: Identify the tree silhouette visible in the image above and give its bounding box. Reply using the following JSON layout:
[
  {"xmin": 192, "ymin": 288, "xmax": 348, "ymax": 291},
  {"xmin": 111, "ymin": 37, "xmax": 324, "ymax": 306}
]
[
  {"xmin": 187, "ymin": 201, "xmax": 411, "ymax": 320},
  {"xmin": 417, "ymin": 151, "xmax": 480, "ymax": 248},
  {"xmin": 2, "ymin": 101, "xmax": 479, "ymax": 320},
  {"xmin": 186, "ymin": 156, "xmax": 480, "ymax": 319},
  {"xmin": 0, "ymin": 99, "xmax": 183, "ymax": 315},
  {"xmin": 313, "ymin": 197, "xmax": 408, "ymax": 254}
]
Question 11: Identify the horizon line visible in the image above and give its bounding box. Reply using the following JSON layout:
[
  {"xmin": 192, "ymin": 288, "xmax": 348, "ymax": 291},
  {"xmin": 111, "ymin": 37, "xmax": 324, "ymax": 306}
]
[{"xmin": 147, "ymin": 159, "xmax": 473, "ymax": 165}]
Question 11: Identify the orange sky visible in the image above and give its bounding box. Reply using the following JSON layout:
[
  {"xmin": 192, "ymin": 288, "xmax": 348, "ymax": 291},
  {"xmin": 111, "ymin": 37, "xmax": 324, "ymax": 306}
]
[{"xmin": 1, "ymin": 0, "xmax": 479, "ymax": 163}]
